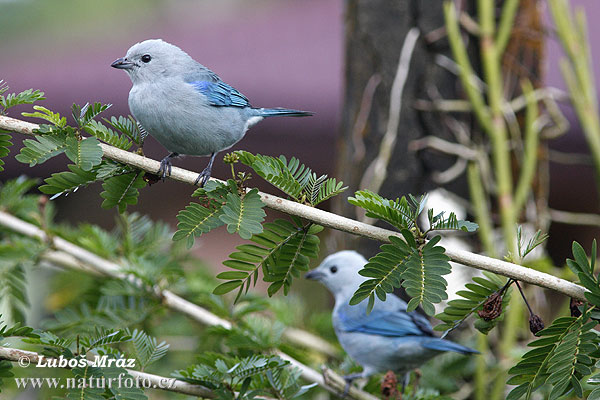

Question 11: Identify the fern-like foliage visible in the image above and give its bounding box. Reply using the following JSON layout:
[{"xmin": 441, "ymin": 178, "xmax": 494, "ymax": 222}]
[
  {"xmin": 0, "ymin": 133, "xmax": 12, "ymax": 172},
  {"xmin": 0, "ymin": 316, "xmax": 38, "ymax": 340},
  {"xmin": 79, "ymin": 328, "xmax": 132, "ymax": 353},
  {"xmin": 220, "ymin": 189, "xmax": 266, "ymax": 239},
  {"xmin": 427, "ymin": 209, "xmax": 478, "ymax": 232},
  {"xmin": 64, "ymin": 136, "xmax": 103, "ymax": 171},
  {"xmin": 104, "ymin": 115, "xmax": 147, "ymax": 146},
  {"xmin": 39, "ymin": 164, "xmax": 98, "ymax": 199},
  {"xmin": 85, "ymin": 119, "xmax": 133, "ymax": 150},
  {"xmin": 174, "ymin": 354, "xmax": 291, "ymax": 398},
  {"xmin": 66, "ymin": 363, "xmax": 106, "ymax": 400},
  {"xmin": 348, "ymin": 190, "xmax": 423, "ymax": 230},
  {"xmin": 215, "ymin": 219, "xmax": 322, "ymax": 298},
  {"xmin": 173, "ymin": 180, "xmax": 230, "ymax": 247},
  {"xmin": 236, "ymin": 151, "xmax": 346, "ymax": 206},
  {"xmin": 506, "ymin": 240, "xmax": 600, "ymax": 400},
  {"xmin": 22, "ymin": 105, "xmax": 67, "ymax": 127},
  {"xmin": 100, "ymin": 170, "xmax": 146, "ymax": 213},
  {"xmin": 434, "ymin": 273, "xmax": 511, "ymax": 334},
  {"xmin": 0, "ymin": 81, "xmax": 45, "ymax": 113},
  {"xmin": 349, "ymin": 232, "xmax": 451, "ymax": 315},
  {"xmin": 130, "ymin": 329, "xmax": 169, "ymax": 370},
  {"xmin": 15, "ymin": 131, "xmax": 68, "ymax": 166},
  {"xmin": 507, "ymin": 313, "xmax": 599, "ymax": 400},
  {"xmin": 72, "ymin": 102, "xmax": 112, "ymax": 128},
  {"xmin": 0, "ymin": 360, "xmax": 13, "ymax": 394},
  {"xmin": 174, "ymin": 180, "xmax": 266, "ymax": 246}
]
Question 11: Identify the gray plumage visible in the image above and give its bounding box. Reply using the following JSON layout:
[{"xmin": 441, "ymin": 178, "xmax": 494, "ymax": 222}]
[
  {"xmin": 306, "ymin": 250, "xmax": 477, "ymax": 383},
  {"xmin": 111, "ymin": 39, "xmax": 311, "ymax": 186}
]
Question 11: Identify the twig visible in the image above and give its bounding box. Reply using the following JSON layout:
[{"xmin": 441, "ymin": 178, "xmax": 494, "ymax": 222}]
[
  {"xmin": 359, "ymin": 27, "xmax": 420, "ymax": 198},
  {"xmin": 351, "ymin": 74, "xmax": 382, "ymax": 162},
  {"xmin": 0, "ymin": 115, "xmax": 589, "ymax": 301},
  {"xmin": 0, "ymin": 346, "xmax": 216, "ymax": 398},
  {"xmin": 549, "ymin": 208, "xmax": 600, "ymax": 227},
  {"xmin": 322, "ymin": 367, "xmax": 379, "ymax": 400}
]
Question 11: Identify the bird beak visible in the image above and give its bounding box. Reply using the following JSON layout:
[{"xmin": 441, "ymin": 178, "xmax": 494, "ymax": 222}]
[
  {"xmin": 305, "ymin": 270, "xmax": 325, "ymax": 281},
  {"xmin": 111, "ymin": 57, "xmax": 134, "ymax": 70}
]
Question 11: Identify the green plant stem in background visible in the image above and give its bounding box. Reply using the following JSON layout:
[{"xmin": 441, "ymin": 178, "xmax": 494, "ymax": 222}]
[
  {"xmin": 513, "ymin": 81, "xmax": 539, "ymax": 215},
  {"xmin": 475, "ymin": 333, "xmax": 489, "ymax": 400},
  {"xmin": 495, "ymin": 0, "xmax": 519, "ymax": 56},
  {"xmin": 467, "ymin": 163, "xmax": 496, "ymax": 258},
  {"xmin": 548, "ymin": 0, "xmax": 600, "ymax": 189}
]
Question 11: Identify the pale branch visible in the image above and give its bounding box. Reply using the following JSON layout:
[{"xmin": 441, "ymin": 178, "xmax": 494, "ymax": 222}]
[
  {"xmin": 549, "ymin": 208, "xmax": 600, "ymax": 227},
  {"xmin": 0, "ymin": 211, "xmax": 359, "ymax": 399},
  {"xmin": 0, "ymin": 346, "xmax": 216, "ymax": 398},
  {"xmin": 359, "ymin": 27, "xmax": 420, "ymax": 198},
  {"xmin": 0, "ymin": 115, "xmax": 589, "ymax": 301}
]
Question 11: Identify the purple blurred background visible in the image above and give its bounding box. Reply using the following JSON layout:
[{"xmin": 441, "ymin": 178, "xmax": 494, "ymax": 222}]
[{"xmin": 1, "ymin": 0, "xmax": 343, "ymax": 266}]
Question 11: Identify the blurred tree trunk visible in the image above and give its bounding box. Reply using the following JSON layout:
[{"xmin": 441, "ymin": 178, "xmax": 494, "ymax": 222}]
[{"xmin": 332, "ymin": 1, "xmax": 467, "ymax": 254}]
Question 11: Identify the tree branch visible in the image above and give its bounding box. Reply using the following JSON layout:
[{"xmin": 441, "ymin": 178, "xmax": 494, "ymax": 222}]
[{"xmin": 0, "ymin": 115, "xmax": 588, "ymax": 301}]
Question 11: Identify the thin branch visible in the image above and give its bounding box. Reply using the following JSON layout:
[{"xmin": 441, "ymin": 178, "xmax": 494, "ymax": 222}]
[
  {"xmin": 0, "ymin": 346, "xmax": 216, "ymax": 398},
  {"xmin": 0, "ymin": 115, "xmax": 588, "ymax": 301},
  {"xmin": 359, "ymin": 27, "xmax": 420, "ymax": 196},
  {"xmin": 549, "ymin": 208, "xmax": 600, "ymax": 227}
]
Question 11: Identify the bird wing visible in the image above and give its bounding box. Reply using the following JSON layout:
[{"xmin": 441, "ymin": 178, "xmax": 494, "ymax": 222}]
[
  {"xmin": 337, "ymin": 298, "xmax": 434, "ymax": 337},
  {"xmin": 189, "ymin": 80, "xmax": 251, "ymax": 108}
]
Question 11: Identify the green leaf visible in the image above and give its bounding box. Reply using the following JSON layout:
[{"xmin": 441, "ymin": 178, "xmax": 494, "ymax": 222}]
[
  {"xmin": 348, "ymin": 190, "xmax": 421, "ymax": 230},
  {"xmin": 72, "ymin": 102, "xmax": 112, "ymax": 127},
  {"xmin": 131, "ymin": 329, "xmax": 169, "ymax": 369},
  {"xmin": 1, "ymin": 87, "xmax": 45, "ymax": 111},
  {"xmin": 84, "ymin": 120, "xmax": 133, "ymax": 150},
  {"xmin": 213, "ymin": 280, "xmax": 244, "ymax": 295},
  {"xmin": 100, "ymin": 171, "xmax": 146, "ymax": 213},
  {"xmin": 218, "ymin": 219, "xmax": 321, "ymax": 299},
  {"xmin": 435, "ymin": 273, "xmax": 509, "ymax": 334},
  {"xmin": 236, "ymin": 151, "xmax": 346, "ymax": 206},
  {"xmin": 427, "ymin": 209, "xmax": 478, "ymax": 232},
  {"xmin": 350, "ymin": 232, "xmax": 451, "ymax": 315},
  {"xmin": 173, "ymin": 181, "xmax": 230, "ymax": 247},
  {"xmin": 219, "ymin": 189, "xmax": 266, "ymax": 239},
  {"xmin": 15, "ymin": 131, "xmax": 68, "ymax": 166},
  {"xmin": 64, "ymin": 136, "xmax": 103, "ymax": 171},
  {"xmin": 21, "ymin": 105, "xmax": 65, "ymax": 127},
  {"xmin": 0, "ymin": 133, "xmax": 12, "ymax": 172}
]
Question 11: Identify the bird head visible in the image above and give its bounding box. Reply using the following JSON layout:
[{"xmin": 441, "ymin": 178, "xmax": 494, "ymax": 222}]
[
  {"xmin": 305, "ymin": 250, "xmax": 368, "ymax": 297},
  {"xmin": 111, "ymin": 39, "xmax": 194, "ymax": 84}
]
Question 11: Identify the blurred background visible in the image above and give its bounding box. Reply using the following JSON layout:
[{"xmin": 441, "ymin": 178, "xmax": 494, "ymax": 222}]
[{"xmin": 3, "ymin": 1, "xmax": 600, "ymax": 398}]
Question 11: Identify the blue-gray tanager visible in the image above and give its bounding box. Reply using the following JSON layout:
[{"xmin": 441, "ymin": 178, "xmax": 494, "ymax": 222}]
[
  {"xmin": 111, "ymin": 39, "xmax": 311, "ymax": 186},
  {"xmin": 305, "ymin": 250, "xmax": 477, "ymax": 389}
]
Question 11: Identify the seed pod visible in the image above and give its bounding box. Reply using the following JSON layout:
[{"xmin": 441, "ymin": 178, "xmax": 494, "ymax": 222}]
[
  {"xmin": 529, "ymin": 314, "xmax": 545, "ymax": 334},
  {"xmin": 478, "ymin": 291, "xmax": 503, "ymax": 321}
]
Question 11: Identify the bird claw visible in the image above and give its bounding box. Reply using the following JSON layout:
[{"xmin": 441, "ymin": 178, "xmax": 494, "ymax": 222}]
[
  {"xmin": 158, "ymin": 154, "xmax": 175, "ymax": 181},
  {"xmin": 194, "ymin": 168, "xmax": 211, "ymax": 187}
]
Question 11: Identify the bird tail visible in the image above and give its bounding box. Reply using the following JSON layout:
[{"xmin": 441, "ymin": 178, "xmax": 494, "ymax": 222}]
[
  {"xmin": 254, "ymin": 107, "xmax": 313, "ymax": 117},
  {"xmin": 422, "ymin": 339, "xmax": 479, "ymax": 355}
]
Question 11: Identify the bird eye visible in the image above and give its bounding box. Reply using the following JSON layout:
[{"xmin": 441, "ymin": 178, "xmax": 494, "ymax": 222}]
[
  {"xmin": 141, "ymin": 54, "xmax": 152, "ymax": 63},
  {"xmin": 330, "ymin": 266, "xmax": 338, "ymax": 273}
]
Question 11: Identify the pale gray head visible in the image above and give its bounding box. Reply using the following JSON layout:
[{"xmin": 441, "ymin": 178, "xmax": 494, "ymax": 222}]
[
  {"xmin": 305, "ymin": 250, "xmax": 368, "ymax": 297},
  {"xmin": 111, "ymin": 39, "xmax": 196, "ymax": 84}
]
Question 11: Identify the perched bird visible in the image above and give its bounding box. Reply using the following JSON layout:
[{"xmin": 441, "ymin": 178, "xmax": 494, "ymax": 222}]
[
  {"xmin": 111, "ymin": 39, "xmax": 312, "ymax": 186},
  {"xmin": 305, "ymin": 250, "xmax": 477, "ymax": 390}
]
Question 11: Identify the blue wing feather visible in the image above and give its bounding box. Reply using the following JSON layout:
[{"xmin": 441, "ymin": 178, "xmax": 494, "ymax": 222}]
[
  {"xmin": 189, "ymin": 80, "xmax": 251, "ymax": 108},
  {"xmin": 338, "ymin": 298, "xmax": 434, "ymax": 338}
]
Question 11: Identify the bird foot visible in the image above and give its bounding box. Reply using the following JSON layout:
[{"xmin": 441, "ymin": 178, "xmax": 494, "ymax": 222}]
[
  {"xmin": 341, "ymin": 373, "xmax": 362, "ymax": 398},
  {"xmin": 194, "ymin": 167, "xmax": 212, "ymax": 187},
  {"xmin": 158, "ymin": 153, "xmax": 178, "ymax": 181}
]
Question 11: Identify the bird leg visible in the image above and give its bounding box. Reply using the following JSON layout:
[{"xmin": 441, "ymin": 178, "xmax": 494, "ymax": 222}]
[
  {"xmin": 194, "ymin": 152, "xmax": 216, "ymax": 187},
  {"xmin": 158, "ymin": 152, "xmax": 179, "ymax": 181},
  {"xmin": 401, "ymin": 372, "xmax": 410, "ymax": 394},
  {"xmin": 342, "ymin": 372, "xmax": 363, "ymax": 398}
]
